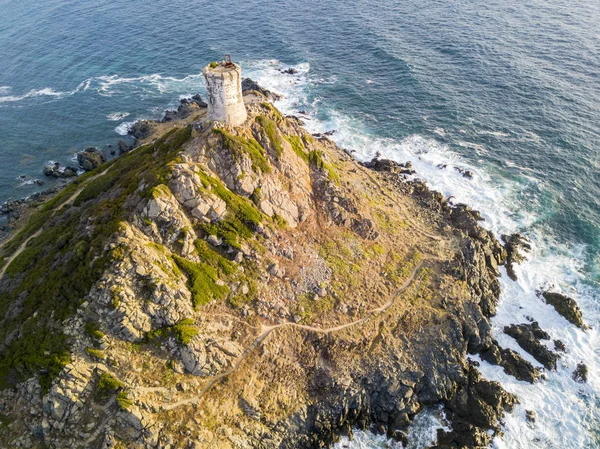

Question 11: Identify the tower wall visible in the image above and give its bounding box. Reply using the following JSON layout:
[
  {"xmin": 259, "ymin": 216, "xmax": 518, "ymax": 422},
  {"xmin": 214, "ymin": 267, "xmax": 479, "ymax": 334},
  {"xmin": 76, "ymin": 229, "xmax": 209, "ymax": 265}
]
[{"xmin": 202, "ymin": 62, "xmax": 247, "ymax": 127}]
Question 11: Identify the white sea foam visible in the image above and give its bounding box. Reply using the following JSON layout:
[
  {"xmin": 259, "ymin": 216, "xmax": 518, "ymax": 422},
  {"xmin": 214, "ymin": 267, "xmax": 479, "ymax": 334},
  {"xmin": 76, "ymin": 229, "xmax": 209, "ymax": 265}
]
[
  {"xmin": 0, "ymin": 86, "xmax": 11, "ymax": 95},
  {"xmin": 245, "ymin": 59, "xmax": 599, "ymax": 449},
  {"xmin": 106, "ymin": 112, "xmax": 130, "ymax": 121},
  {"xmin": 114, "ymin": 121, "xmax": 135, "ymax": 136}
]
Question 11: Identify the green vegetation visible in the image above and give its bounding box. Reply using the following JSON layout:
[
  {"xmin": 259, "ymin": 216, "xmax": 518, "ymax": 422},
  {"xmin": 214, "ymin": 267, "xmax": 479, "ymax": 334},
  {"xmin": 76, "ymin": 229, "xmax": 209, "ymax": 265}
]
[
  {"xmin": 174, "ymin": 256, "xmax": 230, "ymax": 308},
  {"xmin": 197, "ymin": 171, "xmax": 263, "ymax": 250},
  {"xmin": 85, "ymin": 348, "xmax": 105, "ymax": 360},
  {"xmin": 84, "ymin": 321, "xmax": 105, "ymax": 341},
  {"xmin": 272, "ymin": 213, "xmax": 288, "ymax": 229},
  {"xmin": 256, "ymin": 115, "xmax": 284, "ymax": 159},
  {"xmin": 382, "ymin": 251, "xmax": 422, "ymax": 285},
  {"xmin": 308, "ymin": 149, "xmax": 339, "ymax": 183},
  {"xmin": 0, "ymin": 126, "xmax": 193, "ymax": 391},
  {"xmin": 209, "ymin": 61, "xmax": 218, "ymax": 68},
  {"xmin": 212, "ymin": 128, "xmax": 271, "ymax": 174},
  {"xmin": 250, "ymin": 187, "xmax": 262, "ymax": 205},
  {"xmin": 172, "ymin": 318, "xmax": 198, "ymax": 345},
  {"xmin": 284, "ymin": 135, "xmax": 309, "ymax": 163},
  {"xmin": 96, "ymin": 373, "xmax": 124, "ymax": 397},
  {"xmin": 261, "ymin": 102, "xmax": 283, "ymax": 121},
  {"xmin": 116, "ymin": 391, "xmax": 133, "ymax": 410}
]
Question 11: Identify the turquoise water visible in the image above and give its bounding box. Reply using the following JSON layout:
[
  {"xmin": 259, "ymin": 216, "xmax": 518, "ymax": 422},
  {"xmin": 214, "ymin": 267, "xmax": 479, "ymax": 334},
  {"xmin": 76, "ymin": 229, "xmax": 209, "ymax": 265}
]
[{"xmin": 0, "ymin": 0, "xmax": 598, "ymax": 447}]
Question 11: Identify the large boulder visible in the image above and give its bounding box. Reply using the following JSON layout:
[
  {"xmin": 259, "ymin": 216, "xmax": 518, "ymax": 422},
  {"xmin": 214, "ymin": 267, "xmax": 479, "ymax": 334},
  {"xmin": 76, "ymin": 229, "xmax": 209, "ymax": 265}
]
[
  {"xmin": 504, "ymin": 322, "xmax": 559, "ymax": 370},
  {"xmin": 128, "ymin": 120, "xmax": 157, "ymax": 140},
  {"xmin": 43, "ymin": 161, "xmax": 78, "ymax": 178},
  {"xmin": 77, "ymin": 147, "xmax": 106, "ymax": 171},
  {"xmin": 541, "ymin": 291, "xmax": 586, "ymax": 329},
  {"xmin": 242, "ymin": 78, "xmax": 281, "ymax": 101}
]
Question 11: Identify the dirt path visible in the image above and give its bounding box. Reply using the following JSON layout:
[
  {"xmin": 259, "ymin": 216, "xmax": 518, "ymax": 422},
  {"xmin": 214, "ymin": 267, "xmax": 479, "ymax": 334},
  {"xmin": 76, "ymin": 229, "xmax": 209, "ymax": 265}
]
[
  {"xmin": 0, "ymin": 169, "xmax": 109, "ymax": 281},
  {"xmin": 161, "ymin": 259, "xmax": 425, "ymax": 411}
]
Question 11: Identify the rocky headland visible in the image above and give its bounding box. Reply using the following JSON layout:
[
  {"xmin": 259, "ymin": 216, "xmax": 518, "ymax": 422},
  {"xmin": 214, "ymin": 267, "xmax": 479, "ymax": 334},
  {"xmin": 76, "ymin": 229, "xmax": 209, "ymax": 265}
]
[{"xmin": 0, "ymin": 86, "xmax": 588, "ymax": 449}]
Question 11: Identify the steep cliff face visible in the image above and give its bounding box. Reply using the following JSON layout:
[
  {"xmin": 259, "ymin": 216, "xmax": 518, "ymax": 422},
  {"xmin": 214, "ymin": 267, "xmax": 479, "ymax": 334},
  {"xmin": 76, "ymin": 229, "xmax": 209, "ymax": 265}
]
[{"xmin": 0, "ymin": 94, "xmax": 517, "ymax": 449}]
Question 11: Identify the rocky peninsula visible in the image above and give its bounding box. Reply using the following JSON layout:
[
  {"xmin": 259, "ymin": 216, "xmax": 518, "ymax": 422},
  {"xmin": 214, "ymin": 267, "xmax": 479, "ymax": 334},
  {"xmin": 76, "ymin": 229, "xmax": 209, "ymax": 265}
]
[{"xmin": 0, "ymin": 80, "xmax": 587, "ymax": 449}]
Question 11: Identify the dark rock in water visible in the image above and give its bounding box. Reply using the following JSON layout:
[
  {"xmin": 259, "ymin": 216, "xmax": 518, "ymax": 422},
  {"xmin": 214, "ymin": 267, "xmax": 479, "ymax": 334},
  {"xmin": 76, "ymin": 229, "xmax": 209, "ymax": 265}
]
[
  {"xmin": 241, "ymin": 78, "xmax": 281, "ymax": 101},
  {"xmin": 437, "ymin": 163, "xmax": 448, "ymax": 169},
  {"xmin": 186, "ymin": 94, "xmax": 208, "ymax": 108},
  {"xmin": 541, "ymin": 291, "xmax": 586, "ymax": 329},
  {"xmin": 77, "ymin": 147, "xmax": 106, "ymax": 171},
  {"xmin": 526, "ymin": 409, "xmax": 536, "ymax": 423},
  {"xmin": 129, "ymin": 120, "xmax": 157, "ymax": 140},
  {"xmin": 437, "ymin": 363, "xmax": 517, "ymax": 448},
  {"xmin": 43, "ymin": 161, "xmax": 78, "ymax": 178},
  {"xmin": 554, "ymin": 339, "xmax": 566, "ymax": 352},
  {"xmin": 361, "ymin": 158, "xmax": 415, "ymax": 175},
  {"xmin": 282, "ymin": 67, "xmax": 298, "ymax": 75},
  {"xmin": 504, "ymin": 322, "xmax": 559, "ymax": 370},
  {"xmin": 454, "ymin": 167, "xmax": 474, "ymax": 179},
  {"xmin": 572, "ymin": 362, "xmax": 588, "ymax": 383},
  {"xmin": 118, "ymin": 140, "xmax": 131, "ymax": 155},
  {"xmin": 162, "ymin": 94, "xmax": 208, "ymax": 123},
  {"xmin": 480, "ymin": 342, "xmax": 541, "ymax": 383},
  {"xmin": 324, "ymin": 130, "xmax": 336, "ymax": 136},
  {"xmin": 501, "ymin": 233, "xmax": 531, "ymax": 281}
]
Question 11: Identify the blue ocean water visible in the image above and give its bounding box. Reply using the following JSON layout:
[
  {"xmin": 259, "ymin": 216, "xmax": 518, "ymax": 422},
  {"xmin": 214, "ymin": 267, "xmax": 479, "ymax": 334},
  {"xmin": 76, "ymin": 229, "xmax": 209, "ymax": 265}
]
[{"xmin": 0, "ymin": 0, "xmax": 598, "ymax": 447}]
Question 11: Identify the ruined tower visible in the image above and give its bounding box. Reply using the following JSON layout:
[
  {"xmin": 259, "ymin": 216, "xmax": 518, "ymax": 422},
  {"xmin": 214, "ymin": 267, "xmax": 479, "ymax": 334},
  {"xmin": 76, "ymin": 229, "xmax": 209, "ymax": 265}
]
[{"xmin": 202, "ymin": 55, "xmax": 247, "ymax": 127}]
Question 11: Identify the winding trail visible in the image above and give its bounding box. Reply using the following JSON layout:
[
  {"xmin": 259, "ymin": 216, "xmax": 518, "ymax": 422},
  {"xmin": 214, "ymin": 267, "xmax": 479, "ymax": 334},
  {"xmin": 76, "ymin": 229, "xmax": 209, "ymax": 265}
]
[
  {"xmin": 0, "ymin": 169, "xmax": 109, "ymax": 281},
  {"xmin": 161, "ymin": 259, "xmax": 425, "ymax": 411}
]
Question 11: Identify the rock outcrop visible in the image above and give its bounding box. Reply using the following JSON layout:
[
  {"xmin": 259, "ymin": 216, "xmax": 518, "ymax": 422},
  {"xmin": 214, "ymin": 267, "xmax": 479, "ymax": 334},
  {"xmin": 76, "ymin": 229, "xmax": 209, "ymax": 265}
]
[
  {"xmin": 77, "ymin": 147, "xmax": 106, "ymax": 171},
  {"xmin": 541, "ymin": 290, "xmax": 586, "ymax": 329},
  {"xmin": 0, "ymin": 92, "xmax": 521, "ymax": 449}
]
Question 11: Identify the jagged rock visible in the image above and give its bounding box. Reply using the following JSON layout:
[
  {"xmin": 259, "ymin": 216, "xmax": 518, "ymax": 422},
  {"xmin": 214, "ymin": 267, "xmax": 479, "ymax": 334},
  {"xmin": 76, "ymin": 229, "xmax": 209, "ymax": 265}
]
[
  {"xmin": 454, "ymin": 167, "xmax": 474, "ymax": 179},
  {"xmin": 77, "ymin": 147, "xmax": 106, "ymax": 171},
  {"xmin": 554, "ymin": 339, "xmax": 566, "ymax": 352},
  {"xmin": 43, "ymin": 161, "xmax": 78, "ymax": 178},
  {"xmin": 207, "ymin": 235, "xmax": 222, "ymax": 246},
  {"xmin": 572, "ymin": 362, "xmax": 588, "ymax": 383},
  {"xmin": 541, "ymin": 291, "xmax": 586, "ymax": 329},
  {"xmin": 501, "ymin": 233, "xmax": 531, "ymax": 280},
  {"xmin": 118, "ymin": 140, "xmax": 131, "ymax": 155},
  {"xmin": 129, "ymin": 120, "xmax": 157, "ymax": 140},
  {"xmin": 241, "ymin": 78, "xmax": 281, "ymax": 101},
  {"xmin": 504, "ymin": 322, "xmax": 559, "ymax": 370},
  {"xmin": 361, "ymin": 158, "xmax": 415, "ymax": 175},
  {"xmin": 163, "ymin": 95, "xmax": 208, "ymax": 122},
  {"xmin": 480, "ymin": 343, "xmax": 541, "ymax": 383},
  {"xmin": 526, "ymin": 409, "xmax": 536, "ymax": 423}
]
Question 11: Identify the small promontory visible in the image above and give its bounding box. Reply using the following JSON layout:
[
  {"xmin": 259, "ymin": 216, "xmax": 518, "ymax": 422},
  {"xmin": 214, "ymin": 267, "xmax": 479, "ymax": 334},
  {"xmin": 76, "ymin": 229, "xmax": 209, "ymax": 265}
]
[{"xmin": 0, "ymin": 87, "xmax": 522, "ymax": 448}]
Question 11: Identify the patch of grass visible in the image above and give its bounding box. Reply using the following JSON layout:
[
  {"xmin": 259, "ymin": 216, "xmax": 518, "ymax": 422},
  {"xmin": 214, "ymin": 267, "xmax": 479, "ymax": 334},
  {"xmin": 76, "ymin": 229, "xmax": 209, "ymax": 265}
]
[
  {"xmin": 95, "ymin": 372, "xmax": 124, "ymax": 402},
  {"xmin": 284, "ymin": 135, "xmax": 309, "ymax": 163},
  {"xmin": 85, "ymin": 348, "xmax": 105, "ymax": 360},
  {"xmin": 308, "ymin": 150, "xmax": 339, "ymax": 183},
  {"xmin": 212, "ymin": 128, "xmax": 271, "ymax": 174},
  {"xmin": 250, "ymin": 187, "xmax": 261, "ymax": 205},
  {"xmin": 84, "ymin": 321, "xmax": 105, "ymax": 341},
  {"xmin": 197, "ymin": 171, "xmax": 263, "ymax": 249},
  {"xmin": 116, "ymin": 391, "xmax": 133, "ymax": 410},
  {"xmin": 261, "ymin": 102, "xmax": 283, "ymax": 121},
  {"xmin": 172, "ymin": 318, "xmax": 198, "ymax": 345},
  {"xmin": 174, "ymin": 256, "xmax": 230, "ymax": 308},
  {"xmin": 272, "ymin": 213, "xmax": 288, "ymax": 229},
  {"xmin": 256, "ymin": 115, "xmax": 284, "ymax": 159},
  {"xmin": 209, "ymin": 61, "xmax": 218, "ymax": 68}
]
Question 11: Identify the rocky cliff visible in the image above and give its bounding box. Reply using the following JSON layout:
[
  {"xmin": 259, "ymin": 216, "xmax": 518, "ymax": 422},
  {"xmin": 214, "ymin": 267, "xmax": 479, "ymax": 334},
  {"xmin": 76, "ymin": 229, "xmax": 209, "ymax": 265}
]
[{"xmin": 0, "ymin": 91, "xmax": 527, "ymax": 449}]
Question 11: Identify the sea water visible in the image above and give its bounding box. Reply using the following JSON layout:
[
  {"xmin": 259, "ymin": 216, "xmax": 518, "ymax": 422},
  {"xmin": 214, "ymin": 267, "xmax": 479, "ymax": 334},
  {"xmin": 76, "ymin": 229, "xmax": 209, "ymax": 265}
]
[{"xmin": 0, "ymin": 0, "xmax": 598, "ymax": 447}]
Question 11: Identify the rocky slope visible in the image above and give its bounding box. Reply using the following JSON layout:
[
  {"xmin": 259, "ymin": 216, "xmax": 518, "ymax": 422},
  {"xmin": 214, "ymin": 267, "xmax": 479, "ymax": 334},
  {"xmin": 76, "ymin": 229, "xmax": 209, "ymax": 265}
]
[{"xmin": 0, "ymin": 91, "xmax": 537, "ymax": 448}]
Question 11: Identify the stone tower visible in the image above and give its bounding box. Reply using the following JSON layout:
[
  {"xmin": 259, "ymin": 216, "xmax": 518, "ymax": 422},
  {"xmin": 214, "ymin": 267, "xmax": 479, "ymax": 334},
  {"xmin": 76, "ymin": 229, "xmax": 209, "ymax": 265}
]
[{"xmin": 202, "ymin": 56, "xmax": 247, "ymax": 127}]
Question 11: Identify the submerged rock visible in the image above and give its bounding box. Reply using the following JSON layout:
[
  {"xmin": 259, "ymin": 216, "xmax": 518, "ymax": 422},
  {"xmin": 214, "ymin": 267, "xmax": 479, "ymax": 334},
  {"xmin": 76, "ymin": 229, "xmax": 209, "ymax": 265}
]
[{"xmin": 541, "ymin": 291, "xmax": 586, "ymax": 329}]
